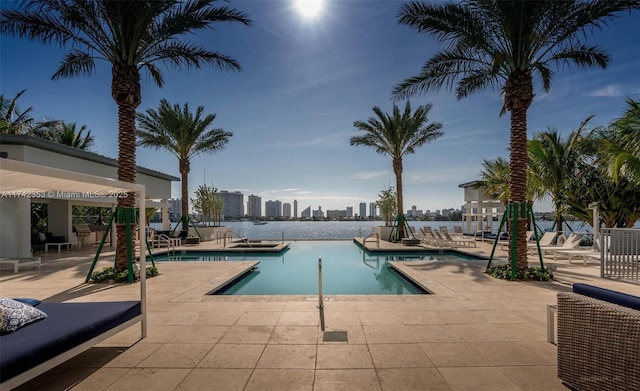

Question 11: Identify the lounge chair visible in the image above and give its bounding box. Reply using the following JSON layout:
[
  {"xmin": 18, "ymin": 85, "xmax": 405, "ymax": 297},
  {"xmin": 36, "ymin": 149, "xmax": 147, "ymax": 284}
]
[
  {"xmin": 419, "ymin": 227, "xmax": 439, "ymax": 246},
  {"xmin": 535, "ymin": 232, "xmax": 584, "ymax": 257},
  {"xmin": 499, "ymin": 231, "xmax": 534, "ymax": 251},
  {"xmin": 441, "ymin": 230, "xmax": 476, "ymax": 247},
  {"xmin": 527, "ymin": 231, "xmax": 559, "ymax": 252},
  {"xmin": 551, "ymin": 236, "xmax": 602, "ymax": 265}
]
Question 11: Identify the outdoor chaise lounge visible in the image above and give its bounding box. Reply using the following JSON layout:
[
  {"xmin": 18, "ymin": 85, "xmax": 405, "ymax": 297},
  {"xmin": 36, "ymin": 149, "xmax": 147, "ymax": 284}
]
[
  {"xmin": 534, "ymin": 232, "xmax": 584, "ymax": 257},
  {"xmin": 0, "ymin": 300, "xmax": 145, "ymax": 390},
  {"xmin": 0, "ymin": 257, "xmax": 41, "ymax": 273},
  {"xmin": 557, "ymin": 283, "xmax": 640, "ymax": 391}
]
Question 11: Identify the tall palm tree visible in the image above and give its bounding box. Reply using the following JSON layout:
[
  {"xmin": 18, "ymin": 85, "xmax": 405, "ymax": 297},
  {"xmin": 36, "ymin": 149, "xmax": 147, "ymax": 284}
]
[
  {"xmin": 528, "ymin": 116, "xmax": 593, "ymax": 231},
  {"xmin": 1, "ymin": 1, "xmax": 251, "ymax": 271},
  {"xmin": 137, "ymin": 99, "xmax": 232, "ymax": 233},
  {"xmin": 477, "ymin": 157, "xmax": 511, "ymax": 206},
  {"xmin": 351, "ymin": 101, "xmax": 443, "ymax": 240},
  {"xmin": 394, "ymin": 0, "xmax": 638, "ymax": 271},
  {"xmin": 34, "ymin": 122, "xmax": 95, "ymax": 150}
]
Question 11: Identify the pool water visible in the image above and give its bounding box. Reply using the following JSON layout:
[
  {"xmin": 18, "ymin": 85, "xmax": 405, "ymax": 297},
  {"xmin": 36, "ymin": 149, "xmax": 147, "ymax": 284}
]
[{"xmin": 155, "ymin": 241, "xmax": 477, "ymax": 295}]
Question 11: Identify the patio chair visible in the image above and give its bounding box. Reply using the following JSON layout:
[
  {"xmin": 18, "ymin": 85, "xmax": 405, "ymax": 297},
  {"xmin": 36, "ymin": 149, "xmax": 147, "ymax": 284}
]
[
  {"xmin": 551, "ymin": 236, "xmax": 602, "ymax": 265},
  {"xmin": 419, "ymin": 227, "xmax": 439, "ymax": 246},
  {"xmin": 535, "ymin": 232, "xmax": 584, "ymax": 257},
  {"xmin": 527, "ymin": 231, "xmax": 559, "ymax": 252},
  {"xmin": 441, "ymin": 230, "xmax": 476, "ymax": 247},
  {"xmin": 499, "ymin": 231, "xmax": 534, "ymax": 251}
]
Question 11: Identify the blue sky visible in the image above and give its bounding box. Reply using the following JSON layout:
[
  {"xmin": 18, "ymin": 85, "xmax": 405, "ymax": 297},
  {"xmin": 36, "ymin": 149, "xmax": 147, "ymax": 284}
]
[{"xmin": 1, "ymin": 1, "xmax": 639, "ymax": 214}]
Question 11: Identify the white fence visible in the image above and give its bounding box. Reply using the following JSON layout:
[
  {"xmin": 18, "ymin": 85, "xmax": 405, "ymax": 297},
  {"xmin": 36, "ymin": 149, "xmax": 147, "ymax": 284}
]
[{"xmin": 601, "ymin": 228, "xmax": 640, "ymax": 281}]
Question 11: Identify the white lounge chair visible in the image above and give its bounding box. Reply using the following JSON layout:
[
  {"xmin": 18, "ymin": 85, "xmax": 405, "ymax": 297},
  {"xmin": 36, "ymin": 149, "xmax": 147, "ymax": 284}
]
[
  {"xmin": 499, "ymin": 231, "xmax": 534, "ymax": 251},
  {"xmin": 441, "ymin": 230, "xmax": 476, "ymax": 247},
  {"xmin": 0, "ymin": 257, "xmax": 41, "ymax": 273},
  {"xmin": 536, "ymin": 233, "xmax": 584, "ymax": 257},
  {"xmin": 527, "ymin": 231, "xmax": 559, "ymax": 252},
  {"xmin": 551, "ymin": 236, "xmax": 601, "ymax": 265}
]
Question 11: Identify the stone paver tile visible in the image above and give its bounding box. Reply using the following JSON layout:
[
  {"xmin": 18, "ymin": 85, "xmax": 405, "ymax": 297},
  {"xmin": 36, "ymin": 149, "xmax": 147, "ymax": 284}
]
[
  {"xmin": 284, "ymin": 302, "xmax": 318, "ymax": 311},
  {"xmin": 357, "ymin": 301, "xmax": 393, "ymax": 312},
  {"xmin": 519, "ymin": 341, "xmax": 558, "ymax": 365},
  {"xmin": 244, "ymin": 369, "xmax": 314, "ymax": 391},
  {"xmin": 490, "ymin": 323, "xmax": 547, "ymax": 342},
  {"xmin": 420, "ymin": 342, "xmax": 489, "ymax": 367},
  {"xmin": 194, "ymin": 311, "xmax": 244, "ymax": 325},
  {"xmin": 476, "ymin": 310, "xmax": 542, "ymax": 324},
  {"xmin": 498, "ymin": 366, "xmax": 568, "ymax": 391},
  {"xmin": 358, "ymin": 311, "xmax": 403, "ymax": 325},
  {"xmin": 277, "ymin": 311, "xmax": 319, "ymax": 326},
  {"xmin": 236, "ymin": 311, "xmax": 282, "ymax": 326},
  {"xmin": 270, "ymin": 325, "xmax": 319, "ymax": 344},
  {"xmin": 435, "ymin": 310, "xmax": 489, "ymax": 325},
  {"xmin": 137, "ymin": 343, "xmax": 213, "ymax": 368},
  {"xmin": 219, "ymin": 325, "xmax": 274, "ymax": 344},
  {"xmin": 314, "ymin": 369, "xmax": 382, "ymax": 391},
  {"xmin": 245, "ymin": 302, "xmax": 286, "ymax": 312},
  {"xmin": 105, "ymin": 368, "xmax": 191, "ymax": 391},
  {"xmin": 363, "ymin": 325, "xmax": 415, "ymax": 344},
  {"xmin": 469, "ymin": 341, "xmax": 550, "ymax": 366},
  {"xmin": 448, "ymin": 324, "xmax": 510, "ymax": 342},
  {"xmin": 169, "ymin": 325, "xmax": 229, "ymax": 344},
  {"xmin": 197, "ymin": 344, "xmax": 265, "ymax": 368},
  {"xmin": 396, "ymin": 310, "xmax": 446, "ymax": 325},
  {"xmin": 176, "ymin": 368, "xmax": 252, "ymax": 391},
  {"xmin": 325, "ymin": 311, "xmax": 361, "ymax": 325},
  {"xmin": 198, "ymin": 302, "xmax": 250, "ymax": 312},
  {"xmin": 325, "ymin": 302, "xmax": 358, "ymax": 312},
  {"xmin": 103, "ymin": 343, "xmax": 163, "ymax": 368},
  {"xmin": 438, "ymin": 367, "xmax": 520, "ymax": 391},
  {"xmin": 377, "ymin": 368, "xmax": 452, "ymax": 391},
  {"xmin": 369, "ymin": 343, "xmax": 433, "ymax": 368},
  {"xmin": 316, "ymin": 344, "xmax": 374, "ymax": 369},
  {"xmin": 139, "ymin": 325, "xmax": 184, "ymax": 343},
  {"xmin": 70, "ymin": 368, "xmax": 129, "ymax": 391},
  {"xmin": 257, "ymin": 344, "xmax": 317, "ymax": 368},
  {"xmin": 146, "ymin": 311, "xmax": 202, "ymax": 326},
  {"xmin": 406, "ymin": 325, "xmax": 464, "ymax": 343}
]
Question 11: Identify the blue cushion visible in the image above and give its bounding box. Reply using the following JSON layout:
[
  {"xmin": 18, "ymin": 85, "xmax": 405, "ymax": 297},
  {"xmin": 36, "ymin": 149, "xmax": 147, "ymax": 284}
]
[
  {"xmin": 12, "ymin": 298, "xmax": 41, "ymax": 307},
  {"xmin": 0, "ymin": 298, "xmax": 47, "ymax": 334},
  {"xmin": 573, "ymin": 283, "xmax": 640, "ymax": 310}
]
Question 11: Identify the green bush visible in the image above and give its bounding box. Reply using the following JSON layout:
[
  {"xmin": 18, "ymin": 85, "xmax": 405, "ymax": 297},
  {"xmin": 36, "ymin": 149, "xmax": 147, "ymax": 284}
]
[
  {"xmin": 91, "ymin": 266, "xmax": 159, "ymax": 283},
  {"xmin": 486, "ymin": 265, "xmax": 553, "ymax": 281}
]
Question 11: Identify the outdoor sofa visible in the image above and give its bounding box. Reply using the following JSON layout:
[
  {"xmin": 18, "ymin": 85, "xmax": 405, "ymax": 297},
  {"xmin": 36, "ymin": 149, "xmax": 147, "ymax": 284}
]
[
  {"xmin": 0, "ymin": 300, "xmax": 144, "ymax": 390},
  {"xmin": 557, "ymin": 283, "xmax": 640, "ymax": 391}
]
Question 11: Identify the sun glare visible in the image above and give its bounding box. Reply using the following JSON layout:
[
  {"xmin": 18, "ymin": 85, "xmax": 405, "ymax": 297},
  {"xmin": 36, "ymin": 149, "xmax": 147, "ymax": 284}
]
[{"xmin": 294, "ymin": 0, "xmax": 324, "ymax": 19}]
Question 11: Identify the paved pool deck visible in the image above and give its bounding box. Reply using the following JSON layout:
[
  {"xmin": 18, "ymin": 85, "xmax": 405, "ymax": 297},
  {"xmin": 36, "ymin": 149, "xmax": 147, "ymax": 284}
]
[{"xmin": 1, "ymin": 238, "xmax": 637, "ymax": 391}]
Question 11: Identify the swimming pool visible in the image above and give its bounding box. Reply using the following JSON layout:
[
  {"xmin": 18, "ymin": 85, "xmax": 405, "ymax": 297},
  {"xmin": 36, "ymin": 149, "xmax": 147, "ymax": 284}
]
[{"xmin": 154, "ymin": 241, "xmax": 479, "ymax": 295}]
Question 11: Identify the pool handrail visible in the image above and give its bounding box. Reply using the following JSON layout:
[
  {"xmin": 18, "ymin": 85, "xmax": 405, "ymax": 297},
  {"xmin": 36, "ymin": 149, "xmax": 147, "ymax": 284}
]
[{"xmin": 363, "ymin": 232, "xmax": 380, "ymax": 248}]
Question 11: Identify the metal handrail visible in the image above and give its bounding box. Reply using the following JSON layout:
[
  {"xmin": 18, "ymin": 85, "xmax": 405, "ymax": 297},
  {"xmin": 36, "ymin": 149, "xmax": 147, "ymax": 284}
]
[
  {"xmin": 223, "ymin": 231, "xmax": 251, "ymax": 248},
  {"xmin": 363, "ymin": 232, "xmax": 379, "ymax": 248}
]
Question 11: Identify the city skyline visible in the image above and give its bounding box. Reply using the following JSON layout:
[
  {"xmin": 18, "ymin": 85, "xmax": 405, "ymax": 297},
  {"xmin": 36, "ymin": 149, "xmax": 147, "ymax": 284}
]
[{"xmin": 2, "ymin": 2, "xmax": 638, "ymax": 212}]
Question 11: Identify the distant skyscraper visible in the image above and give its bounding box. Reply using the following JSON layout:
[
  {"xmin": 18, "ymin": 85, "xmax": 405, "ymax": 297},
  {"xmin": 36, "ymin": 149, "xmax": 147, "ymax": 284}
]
[
  {"xmin": 265, "ymin": 200, "xmax": 282, "ymax": 217},
  {"xmin": 220, "ymin": 191, "xmax": 244, "ymax": 219},
  {"xmin": 247, "ymin": 194, "xmax": 262, "ymax": 217},
  {"xmin": 359, "ymin": 202, "xmax": 366, "ymax": 219},
  {"xmin": 169, "ymin": 198, "xmax": 182, "ymax": 217},
  {"xmin": 346, "ymin": 206, "xmax": 353, "ymax": 218},
  {"xmin": 283, "ymin": 203, "xmax": 291, "ymax": 218},
  {"xmin": 369, "ymin": 202, "xmax": 377, "ymax": 218},
  {"xmin": 301, "ymin": 206, "xmax": 311, "ymax": 218},
  {"xmin": 294, "ymin": 200, "xmax": 298, "ymax": 218},
  {"xmin": 313, "ymin": 206, "xmax": 324, "ymax": 219}
]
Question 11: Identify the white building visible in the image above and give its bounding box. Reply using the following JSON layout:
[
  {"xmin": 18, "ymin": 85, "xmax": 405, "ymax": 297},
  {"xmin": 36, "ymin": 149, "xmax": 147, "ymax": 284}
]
[
  {"xmin": 301, "ymin": 206, "xmax": 311, "ymax": 219},
  {"xmin": 0, "ymin": 135, "xmax": 178, "ymax": 257},
  {"xmin": 313, "ymin": 206, "xmax": 324, "ymax": 219},
  {"xmin": 359, "ymin": 202, "xmax": 366, "ymax": 219},
  {"xmin": 346, "ymin": 206, "xmax": 353, "ymax": 218},
  {"xmin": 369, "ymin": 202, "xmax": 377, "ymax": 218},
  {"xmin": 458, "ymin": 181, "xmax": 504, "ymax": 233}
]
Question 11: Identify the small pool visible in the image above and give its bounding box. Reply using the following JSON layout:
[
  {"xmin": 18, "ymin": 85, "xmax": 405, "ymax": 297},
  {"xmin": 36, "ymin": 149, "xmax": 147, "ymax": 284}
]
[{"xmin": 154, "ymin": 241, "xmax": 479, "ymax": 295}]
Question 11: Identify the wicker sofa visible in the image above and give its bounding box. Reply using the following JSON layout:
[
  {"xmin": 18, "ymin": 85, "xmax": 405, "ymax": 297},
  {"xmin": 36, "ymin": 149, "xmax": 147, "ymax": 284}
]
[{"xmin": 557, "ymin": 283, "xmax": 640, "ymax": 391}]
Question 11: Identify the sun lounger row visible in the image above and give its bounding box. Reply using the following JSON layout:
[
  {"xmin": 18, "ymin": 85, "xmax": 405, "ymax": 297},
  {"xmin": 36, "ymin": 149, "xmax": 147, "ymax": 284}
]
[{"xmin": 420, "ymin": 227, "xmax": 476, "ymax": 248}]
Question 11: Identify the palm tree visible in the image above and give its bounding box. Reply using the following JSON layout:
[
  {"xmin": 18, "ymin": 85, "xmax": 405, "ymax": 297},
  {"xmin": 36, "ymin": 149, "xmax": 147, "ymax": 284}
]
[
  {"xmin": 528, "ymin": 116, "xmax": 593, "ymax": 231},
  {"xmin": 1, "ymin": 1, "xmax": 251, "ymax": 271},
  {"xmin": 598, "ymin": 98, "xmax": 640, "ymax": 185},
  {"xmin": 34, "ymin": 122, "xmax": 95, "ymax": 150},
  {"xmin": 351, "ymin": 101, "xmax": 443, "ymax": 240},
  {"xmin": 477, "ymin": 157, "xmax": 511, "ymax": 206},
  {"xmin": 0, "ymin": 89, "xmax": 57, "ymax": 134},
  {"xmin": 394, "ymin": 0, "xmax": 638, "ymax": 272},
  {"xmin": 137, "ymin": 99, "xmax": 232, "ymax": 233}
]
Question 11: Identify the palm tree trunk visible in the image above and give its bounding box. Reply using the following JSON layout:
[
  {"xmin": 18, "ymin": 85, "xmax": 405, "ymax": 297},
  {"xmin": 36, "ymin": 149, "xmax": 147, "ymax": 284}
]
[
  {"xmin": 505, "ymin": 71, "xmax": 533, "ymax": 272},
  {"xmin": 394, "ymin": 158, "xmax": 405, "ymax": 239},
  {"xmin": 180, "ymin": 159, "xmax": 190, "ymax": 233},
  {"xmin": 112, "ymin": 64, "xmax": 141, "ymax": 272}
]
